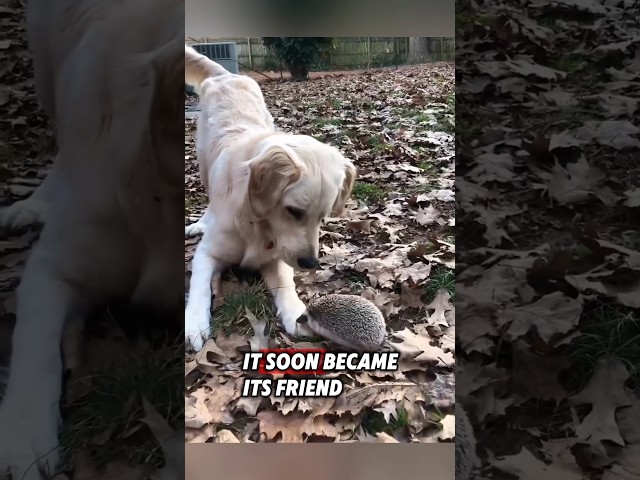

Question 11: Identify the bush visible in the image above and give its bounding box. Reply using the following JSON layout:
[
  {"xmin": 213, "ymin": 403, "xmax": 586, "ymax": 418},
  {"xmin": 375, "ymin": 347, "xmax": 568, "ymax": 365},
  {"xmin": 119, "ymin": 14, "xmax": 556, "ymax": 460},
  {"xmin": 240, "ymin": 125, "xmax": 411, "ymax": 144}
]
[
  {"xmin": 262, "ymin": 55, "xmax": 281, "ymax": 72},
  {"xmin": 262, "ymin": 37, "xmax": 333, "ymax": 80}
]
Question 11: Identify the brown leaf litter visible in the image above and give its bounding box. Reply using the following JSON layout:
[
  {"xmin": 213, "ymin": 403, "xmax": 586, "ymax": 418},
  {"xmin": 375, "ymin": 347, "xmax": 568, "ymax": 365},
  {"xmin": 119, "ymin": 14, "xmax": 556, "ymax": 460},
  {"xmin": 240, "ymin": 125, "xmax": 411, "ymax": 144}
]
[
  {"xmin": 185, "ymin": 62, "xmax": 455, "ymax": 443},
  {"xmin": 457, "ymin": 0, "xmax": 640, "ymax": 477}
]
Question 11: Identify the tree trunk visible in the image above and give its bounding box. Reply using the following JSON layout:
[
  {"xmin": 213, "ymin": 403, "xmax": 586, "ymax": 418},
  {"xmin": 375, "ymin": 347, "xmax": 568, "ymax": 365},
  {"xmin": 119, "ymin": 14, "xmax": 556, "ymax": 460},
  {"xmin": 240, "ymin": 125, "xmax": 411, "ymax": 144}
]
[
  {"xmin": 288, "ymin": 63, "xmax": 309, "ymax": 81},
  {"xmin": 408, "ymin": 37, "xmax": 430, "ymax": 63}
]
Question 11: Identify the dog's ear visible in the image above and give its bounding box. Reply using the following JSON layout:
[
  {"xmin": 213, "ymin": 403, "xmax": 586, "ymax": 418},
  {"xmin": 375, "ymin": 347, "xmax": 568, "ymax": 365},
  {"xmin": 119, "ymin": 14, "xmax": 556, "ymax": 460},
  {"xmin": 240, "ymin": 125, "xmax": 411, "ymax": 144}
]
[
  {"xmin": 331, "ymin": 160, "xmax": 357, "ymax": 216},
  {"xmin": 248, "ymin": 146, "xmax": 301, "ymax": 218}
]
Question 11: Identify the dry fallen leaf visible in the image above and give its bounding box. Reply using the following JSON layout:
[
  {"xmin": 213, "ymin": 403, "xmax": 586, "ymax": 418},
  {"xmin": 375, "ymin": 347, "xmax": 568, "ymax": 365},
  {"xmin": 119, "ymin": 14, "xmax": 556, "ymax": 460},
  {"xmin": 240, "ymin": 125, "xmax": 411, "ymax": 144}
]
[
  {"xmin": 390, "ymin": 328, "xmax": 454, "ymax": 366},
  {"xmin": 495, "ymin": 447, "xmax": 583, "ymax": 480},
  {"xmin": 570, "ymin": 357, "xmax": 632, "ymax": 448}
]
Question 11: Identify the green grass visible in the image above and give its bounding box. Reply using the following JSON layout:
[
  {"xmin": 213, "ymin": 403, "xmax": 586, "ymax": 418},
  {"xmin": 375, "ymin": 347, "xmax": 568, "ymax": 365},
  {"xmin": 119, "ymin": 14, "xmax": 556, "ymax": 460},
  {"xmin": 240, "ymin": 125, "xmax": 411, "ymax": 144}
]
[
  {"xmin": 0, "ymin": 141, "xmax": 12, "ymax": 182},
  {"xmin": 344, "ymin": 270, "xmax": 370, "ymax": 286},
  {"xmin": 549, "ymin": 53, "xmax": 584, "ymax": 73},
  {"xmin": 0, "ymin": 141, "xmax": 11, "ymax": 165},
  {"xmin": 455, "ymin": 10, "xmax": 497, "ymax": 31},
  {"xmin": 361, "ymin": 102, "xmax": 375, "ymax": 111},
  {"xmin": 456, "ymin": 114, "xmax": 484, "ymax": 151},
  {"xmin": 425, "ymin": 267, "xmax": 455, "ymax": 302},
  {"xmin": 410, "ymin": 181, "xmax": 443, "ymax": 195},
  {"xmin": 361, "ymin": 406, "xmax": 410, "ymax": 435},
  {"xmin": 351, "ymin": 182, "xmax": 386, "ymax": 204},
  {"xmin": 397, "ymin": 107, "xmax": 454, "ymax": 134},
  {"xmin": 367, "ymin": 136, "xmax": 392, "ymax": 153},
  {"xmin": 568, "ymin": 304, "xmax": 640, "ymax": 389},
  {"xmin": 312, "ymin": 117, "xmax": 346, "ymax": 127},
  {"xmin": 419, "ymin": 161, "xmax": 436, "ymax": 172},
  {"xmin": 538, "ymin": 16, "xmax": 565, "ymax": 33},
  {"xmin": 412, "ymin": 112, "xmax": 432, "ymax": 123},
  {"xmin": 60, "ymin": 341, "xmax": 183, "ymax": 471},
  {"xmin": 446, "ymin": 92, "xmax": 454, "ymax": 109},
  {"xmin": 212, "ymin": 283, "xmax": 276, "ymax": 336},
  {"xmin": 621, "ymin": 230, "xmax": 640, "ymax": 251}
]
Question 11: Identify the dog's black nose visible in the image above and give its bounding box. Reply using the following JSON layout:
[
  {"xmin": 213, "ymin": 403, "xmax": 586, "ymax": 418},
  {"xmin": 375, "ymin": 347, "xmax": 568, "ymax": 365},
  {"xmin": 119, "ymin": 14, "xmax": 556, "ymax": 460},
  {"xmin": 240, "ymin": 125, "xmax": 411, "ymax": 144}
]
[{"xmin": 297, "ymin": 256, "xmax": 318, "ymax": 269}]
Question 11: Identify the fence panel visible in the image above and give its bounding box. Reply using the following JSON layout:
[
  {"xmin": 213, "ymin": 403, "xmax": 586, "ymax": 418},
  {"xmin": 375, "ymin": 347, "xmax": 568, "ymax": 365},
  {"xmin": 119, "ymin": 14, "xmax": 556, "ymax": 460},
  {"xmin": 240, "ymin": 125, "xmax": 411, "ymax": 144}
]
[{"xmin": 185, "ymin": 37, "xmax": 454, "ymax": 71}]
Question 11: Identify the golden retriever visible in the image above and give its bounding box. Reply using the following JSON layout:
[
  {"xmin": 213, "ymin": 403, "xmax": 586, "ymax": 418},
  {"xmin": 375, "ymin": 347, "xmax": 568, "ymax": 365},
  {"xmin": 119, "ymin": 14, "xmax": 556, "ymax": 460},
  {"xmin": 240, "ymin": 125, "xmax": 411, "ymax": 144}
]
[
  {"xmin": 0, "ymin": 1, "xmax": 183, "ymax": 478},
  {"xmin": 184, "ymin": 46, "xmax": 356, "ymax": 351}
]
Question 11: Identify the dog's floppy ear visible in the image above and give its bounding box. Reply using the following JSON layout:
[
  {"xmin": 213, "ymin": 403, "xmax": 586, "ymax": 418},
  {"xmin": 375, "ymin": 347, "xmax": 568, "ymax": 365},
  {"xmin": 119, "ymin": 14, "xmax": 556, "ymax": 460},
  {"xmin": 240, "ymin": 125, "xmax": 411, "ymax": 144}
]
[
  {"xmin": 331, "ymin": 159, "xmax": 357, "ymax": 216},
  {"xmin": 248, "ymin": 145, "xmax": 302, "ymax": 218}
]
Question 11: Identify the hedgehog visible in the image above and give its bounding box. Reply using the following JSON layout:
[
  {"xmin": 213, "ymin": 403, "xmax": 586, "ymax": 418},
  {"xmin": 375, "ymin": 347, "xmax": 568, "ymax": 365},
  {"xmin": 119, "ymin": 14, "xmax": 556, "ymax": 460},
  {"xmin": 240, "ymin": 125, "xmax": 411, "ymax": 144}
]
[
  {"xmin": 455, "ymin": 403, "xmax": 478, "ymax": 479},
  {"xmin": 297, "ymin": 294, "xmax": 387, "ymax": 351}
]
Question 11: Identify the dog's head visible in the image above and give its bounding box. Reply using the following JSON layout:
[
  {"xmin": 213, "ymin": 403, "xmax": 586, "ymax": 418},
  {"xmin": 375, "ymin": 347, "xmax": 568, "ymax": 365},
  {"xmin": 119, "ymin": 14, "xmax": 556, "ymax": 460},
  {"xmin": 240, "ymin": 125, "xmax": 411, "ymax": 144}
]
[{"xmin": 247, "ymin": 135, "xmax": 356, "ymax": 270}]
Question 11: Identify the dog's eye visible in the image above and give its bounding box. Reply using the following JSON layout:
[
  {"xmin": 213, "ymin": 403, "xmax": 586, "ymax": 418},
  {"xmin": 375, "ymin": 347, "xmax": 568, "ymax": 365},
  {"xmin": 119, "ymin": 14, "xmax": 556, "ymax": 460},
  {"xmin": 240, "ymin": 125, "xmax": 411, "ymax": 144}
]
[{"xmin": 286, "ymin": 206, "xmax": 304, "ymax": 220}]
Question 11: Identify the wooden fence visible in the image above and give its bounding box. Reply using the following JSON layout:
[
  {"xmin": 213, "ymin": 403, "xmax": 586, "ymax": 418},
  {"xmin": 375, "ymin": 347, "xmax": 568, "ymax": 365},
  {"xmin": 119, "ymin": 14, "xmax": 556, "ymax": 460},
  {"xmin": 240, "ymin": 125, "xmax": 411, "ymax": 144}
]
[{"xmin": 185, "ymin": 37, "xmax": 454, "ymax": 72}]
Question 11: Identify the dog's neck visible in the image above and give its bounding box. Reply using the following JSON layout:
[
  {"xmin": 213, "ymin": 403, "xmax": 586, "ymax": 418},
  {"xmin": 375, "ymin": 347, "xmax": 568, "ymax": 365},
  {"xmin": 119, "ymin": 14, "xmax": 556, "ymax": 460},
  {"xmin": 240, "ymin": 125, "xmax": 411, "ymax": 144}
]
[
  {"xmin": 237, "ymin": 208, "xmax": 276, "ymax": 251},
  {"xmin": 255, "ymin": 219, "xmax": 276, "ymax": 250}
]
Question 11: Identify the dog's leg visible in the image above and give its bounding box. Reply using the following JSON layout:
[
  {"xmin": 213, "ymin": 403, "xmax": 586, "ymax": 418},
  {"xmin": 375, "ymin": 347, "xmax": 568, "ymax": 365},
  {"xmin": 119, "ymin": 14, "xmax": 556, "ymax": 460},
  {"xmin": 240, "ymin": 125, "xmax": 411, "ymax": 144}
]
[
  {"xmin": 0, "ymin": 156, "xmax": 60, "ymax": 232},
  {"xmin": 0, "ymin": 248, "xmax": 83, "ymax": 480},
  {"xmin": 261, "ymin": 259, "xmax": 314, "ymax": 337},
  {"xmin": 185, "ymin": 209, "xmax": 212, "ymax": 237},
  {"xmin": 185, "ymin": 237, "xmax": 224, "ymax": 351}
]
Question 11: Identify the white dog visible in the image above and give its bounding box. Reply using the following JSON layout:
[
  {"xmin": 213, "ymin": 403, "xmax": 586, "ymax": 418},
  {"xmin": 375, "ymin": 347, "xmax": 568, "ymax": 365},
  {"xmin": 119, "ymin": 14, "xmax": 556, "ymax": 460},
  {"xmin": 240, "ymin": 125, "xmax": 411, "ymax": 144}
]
[
  {"xmin": 184, "ymin": 46, "xmax": 356, "ymax": 351},
  {"xmin": 0, "ymin": 1, "xmax": 183, "ymax": 478}
]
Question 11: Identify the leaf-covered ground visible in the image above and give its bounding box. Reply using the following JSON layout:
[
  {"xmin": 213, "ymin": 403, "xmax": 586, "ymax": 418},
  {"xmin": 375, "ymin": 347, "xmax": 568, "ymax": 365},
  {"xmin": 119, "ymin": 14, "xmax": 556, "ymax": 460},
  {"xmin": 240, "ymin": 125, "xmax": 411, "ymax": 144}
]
[
  {"xmin": 185, "ymin": 64, "xmax": 456, "ymax": 443},
  {"xmin": 457, "ymin": 0, "xmax": 640, "ymax": 477}
]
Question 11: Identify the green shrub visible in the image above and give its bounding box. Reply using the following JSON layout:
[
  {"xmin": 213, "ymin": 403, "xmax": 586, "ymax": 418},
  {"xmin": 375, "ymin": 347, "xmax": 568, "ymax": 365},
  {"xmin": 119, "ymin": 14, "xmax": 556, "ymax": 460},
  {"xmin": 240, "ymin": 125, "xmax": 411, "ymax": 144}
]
[{"xmin": 262, "ymin": 37, "xmax": 334, "ymax": 80}]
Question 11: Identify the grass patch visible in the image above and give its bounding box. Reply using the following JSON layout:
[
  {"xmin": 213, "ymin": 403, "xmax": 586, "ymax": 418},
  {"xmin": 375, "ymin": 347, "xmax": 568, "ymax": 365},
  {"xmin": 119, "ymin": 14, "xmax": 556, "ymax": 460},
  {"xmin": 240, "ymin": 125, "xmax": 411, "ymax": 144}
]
[
  {"xmin": 361, "ymin": 406, "xmax": 410, "ymax": 435},
  {"xmin": 0, "ymin": 141, "xmax": 11, "ymax": 165},
  {"xmin": 446, "ymin": 92, "xmax": 455, "ymax": 110},
  {"xmin": 419, "ymin": 161, "xmax": 436, "ymax": 172},
  {"xmin": 621, "ymin": 230, "xmax": 640, "ymax": 251},
  {"xmin": 548, "ymin": 53, "xmax": 585, "ymax": 73},
  {"xmin": 397, "ymin": 107, "xmax": 454, "ymax": 133},
  {"xmin": 410, "ymin": 181, "xmax": 443, "ymax": 194},
  {"xmin": 456, "ymin": 114, "xmax": 484, "ymax": 151},
  {"xmin": 344, "ymin": 270, "xmax": 370, "ymax": 287},
  {"xmin": 213, "ymin": 283, "xmax": 276, "ymax": 336},
  {"xmin": 60, "ymin": 341, "xmax": 183, "ymax": 471},
  {"xmin": 342, "ymin": 129, "xmax": 358, "ymax": 139},
  {"xmin": 367, "ymin": 136, "xmax": 392, "ymax": 153},
  {"xmin": 567, "ymin": 303, "xmax": 640, "ymax": 390},
  {"xmin": 412, "ymin": 112, "xmax": 432, "ymax": 123},
  {"xmin": 351, "ymin": 182, "xmax": 386, "ymax": 204},
  {"xmin": 538, "ymin": 16, "xmax": 566, "ymax": 33},
  {"xmin": 313, "ymin": 117, "xmax": 346, "ymax": 127},
  {"xmin": 425, "ymin": 267, "xmax": 455, "ymax": 302}
]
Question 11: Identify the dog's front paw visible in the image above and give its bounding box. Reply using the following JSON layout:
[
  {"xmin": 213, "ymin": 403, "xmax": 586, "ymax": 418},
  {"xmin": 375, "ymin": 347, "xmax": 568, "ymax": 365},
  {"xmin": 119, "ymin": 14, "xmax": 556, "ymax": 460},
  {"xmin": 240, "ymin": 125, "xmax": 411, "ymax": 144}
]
[
  {"xmin": 279, "ymin": 300, "xmax": 314, "ymax": 337},
  {"xmin": 0, "ymin": 401, "xmax": 60, "ymax": 480},
  {"xmin": 184, "ymin": 221, "xmax": 206, "ymax": 237},
  {"xmin": 0, "ymin": 199, "xmax": 48, "ymax": 232},
  {"xmin": 185, "ymin": 308, "xmax": 211, "ymax": 352}
]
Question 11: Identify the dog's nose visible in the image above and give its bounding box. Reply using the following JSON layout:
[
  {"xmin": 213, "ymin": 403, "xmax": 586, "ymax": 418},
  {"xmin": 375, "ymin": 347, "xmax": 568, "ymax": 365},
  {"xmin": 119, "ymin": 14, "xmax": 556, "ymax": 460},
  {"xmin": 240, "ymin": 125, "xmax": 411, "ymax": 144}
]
[{"xmin": 297, "ymin": 256, "xmax": 318, "ymax": 269}]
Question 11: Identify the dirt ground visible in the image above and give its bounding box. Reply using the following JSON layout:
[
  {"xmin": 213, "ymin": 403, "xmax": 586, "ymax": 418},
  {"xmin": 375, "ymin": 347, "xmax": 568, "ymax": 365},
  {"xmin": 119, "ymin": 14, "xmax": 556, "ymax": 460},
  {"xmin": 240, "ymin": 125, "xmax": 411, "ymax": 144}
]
[{"xmin": 241, "ymin": 64, "xmax": 418, "ymax": 83}]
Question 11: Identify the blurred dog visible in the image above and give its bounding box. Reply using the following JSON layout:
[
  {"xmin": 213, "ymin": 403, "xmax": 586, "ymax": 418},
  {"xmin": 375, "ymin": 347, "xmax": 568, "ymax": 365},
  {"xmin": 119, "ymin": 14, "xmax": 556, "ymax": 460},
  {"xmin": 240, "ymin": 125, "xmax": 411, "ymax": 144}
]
[
  {"xmin": 0, "ymin": 1, "xmax": 183, "ymax": 478},
  {"xmin": 184, "ymin": 46, "xmax": 356, "ymax": 351}
]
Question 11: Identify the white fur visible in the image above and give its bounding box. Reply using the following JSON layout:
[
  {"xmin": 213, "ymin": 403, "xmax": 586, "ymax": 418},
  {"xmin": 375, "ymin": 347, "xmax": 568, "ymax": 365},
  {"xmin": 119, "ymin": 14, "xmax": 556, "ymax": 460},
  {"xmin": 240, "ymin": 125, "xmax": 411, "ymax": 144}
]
[
  {"xmin": 0, "ymin": 161, "xmax": 57, "ymax": 229},
  {"xmin": 0, "ymin": 1, "xmax": 183, "ymax": 478},
  {"xmin": 184, "ymin": 47, "xmax": 355, "ymax": 351}
]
